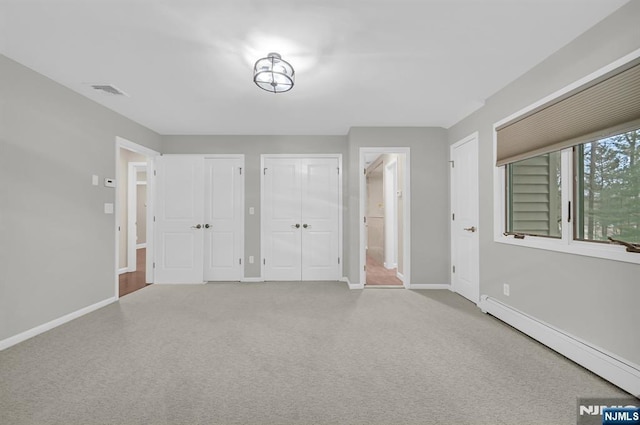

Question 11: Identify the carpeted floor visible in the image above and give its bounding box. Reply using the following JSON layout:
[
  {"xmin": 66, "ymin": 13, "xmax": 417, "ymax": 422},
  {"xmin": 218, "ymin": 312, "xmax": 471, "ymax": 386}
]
[{"xmin": 0, "ymin": 282, "xmax": 632, "ymax": 424}]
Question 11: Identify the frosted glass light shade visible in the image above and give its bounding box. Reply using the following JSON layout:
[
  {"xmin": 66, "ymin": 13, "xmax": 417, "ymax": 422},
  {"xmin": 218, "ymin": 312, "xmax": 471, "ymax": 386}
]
[{"xmin": 253, "ymin": 52, "xmax": 295, "ymax": 93}]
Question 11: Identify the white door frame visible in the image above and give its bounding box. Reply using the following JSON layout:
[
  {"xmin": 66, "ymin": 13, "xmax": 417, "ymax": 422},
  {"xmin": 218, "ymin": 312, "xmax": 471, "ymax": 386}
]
[
  {"xmin": 115, "ymin": 137, "xmax": 159, "ymax": 298},
  {"xmin": 260, "ymin": 154, "xmax": 343, "ymax": 281},
  {"xmin": 359, "ymin": 147, "xmax": 411, "ymax": 288},
  {"xmin": 450, "ymin": 132, "xmax": 480, "ymax": 303},
  {"xmin": 127, "ymin": 161, "xmax": 147, "ymax": 273}
]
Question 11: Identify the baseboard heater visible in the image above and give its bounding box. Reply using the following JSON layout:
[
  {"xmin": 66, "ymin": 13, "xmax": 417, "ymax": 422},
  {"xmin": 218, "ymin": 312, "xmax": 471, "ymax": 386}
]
[{"xmin": 479, "ymin": 295, "xmax": 640, "ymax": 397}]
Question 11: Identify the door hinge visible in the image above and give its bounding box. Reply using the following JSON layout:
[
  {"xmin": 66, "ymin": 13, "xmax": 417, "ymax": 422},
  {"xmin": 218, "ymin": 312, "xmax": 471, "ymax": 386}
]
[
  {"xmin": 364, "ymin": 168, "xmax": 366, "ymax": 175},
  {"xmin": 449, "ymin": 160, "xmax": 455, "ymax": 168},
  {"xmin": 118, "ymin": 226, "xmax": 120, "ymax": 231},
  {"xmin": 452, "ymin": 265, "xmax": 456, "ymax": 273},
  {"xmin": 364, "ymin": 265, "xmax": 366, "ymax": 271},
  {"xmin": 153, "ymin": 216, "xmax": 156, "ymax": 222},
  {"xmin": 239, "ymin": 258, "xmax": 242, "ymax": 265},
  {"xmin": 338, "ymin": 257, "xmax": 340, "ymax": 264},
  {"xmin": 364, "ymin": 216, "xmax": 367, "ymax": 223},
  {"xmin": 337, "ymin": 167, "xmax": 340, "ymax": 174},
  {"xmin": 239, "ymin": 167, "xmax": 242, "ymax": 175},
  {"xmin": 153, "ymin": 262, "xmax": 156, "ymax": 269},
  {"xmin": 452, "ymin": 213, "xmax": 455, "ymax": 221},
  {"xmin": 154, "ymin": 170, "xmax": 157, "ymax": 176},
  {"xmin": 263, "ymin": 168, "xmax": 267, "ymax": 175},
  {"xmin": 263, "ymin": 259, "xmax": 266, "ymax": 265}
]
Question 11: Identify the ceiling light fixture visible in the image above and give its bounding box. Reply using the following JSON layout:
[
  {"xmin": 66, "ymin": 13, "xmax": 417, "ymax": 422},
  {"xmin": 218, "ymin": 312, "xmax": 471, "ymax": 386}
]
[{"xmin": 253, "ymin": 52, "xmax": 295, "ymax": 93}]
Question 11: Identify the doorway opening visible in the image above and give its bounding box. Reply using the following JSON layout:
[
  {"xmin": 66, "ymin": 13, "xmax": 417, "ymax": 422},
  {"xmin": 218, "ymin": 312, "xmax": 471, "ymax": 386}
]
[
  {"xmin": 360, "ymin": 148, "xmax": 410, "ymax": 288},
  {"xmin": 115, "ymin": 137, "xmax": 159, "ymax": 298}
]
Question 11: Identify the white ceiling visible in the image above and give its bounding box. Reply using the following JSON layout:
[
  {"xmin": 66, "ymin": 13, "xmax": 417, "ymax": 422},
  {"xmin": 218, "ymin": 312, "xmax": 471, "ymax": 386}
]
[{"xmin": 0, "ymin": 0, "xmax": 629, "ymax": 135}]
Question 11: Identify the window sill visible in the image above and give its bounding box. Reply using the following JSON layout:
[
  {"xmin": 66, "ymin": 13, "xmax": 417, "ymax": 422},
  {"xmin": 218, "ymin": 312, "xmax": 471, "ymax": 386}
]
[{"xmin": 495, "ymin": 234, "xmax": 640, "ymax": 265}]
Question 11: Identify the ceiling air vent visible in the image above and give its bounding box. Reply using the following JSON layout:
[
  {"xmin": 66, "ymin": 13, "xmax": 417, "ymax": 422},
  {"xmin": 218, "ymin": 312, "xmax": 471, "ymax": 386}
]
[{"xmin": 90, "ymin": 84, "xmax": 128, "ymax": 96}]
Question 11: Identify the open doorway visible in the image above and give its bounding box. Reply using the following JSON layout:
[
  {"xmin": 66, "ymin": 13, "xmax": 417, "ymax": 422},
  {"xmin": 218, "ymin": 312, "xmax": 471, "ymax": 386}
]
[
  {"xmin": 115, "ymin": 137, "xmax": 158, "ymax": 298},
  {"xmin": 360, "ymin": 148, "xmax": 411, "ymax": 288}
]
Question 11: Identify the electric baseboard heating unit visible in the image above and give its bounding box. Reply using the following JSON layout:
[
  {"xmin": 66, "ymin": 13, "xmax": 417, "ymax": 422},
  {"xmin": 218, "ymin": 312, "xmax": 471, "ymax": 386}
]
[{"xmin": 479, "ymin": 295, "xmax": 640, "ymax": 397}]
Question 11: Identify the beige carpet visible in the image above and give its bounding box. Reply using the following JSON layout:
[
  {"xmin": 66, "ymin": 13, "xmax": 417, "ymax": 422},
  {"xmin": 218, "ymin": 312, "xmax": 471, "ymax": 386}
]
[{"xmin": 0, "ymin": 282, "xmax": 632, "ymax": 424}]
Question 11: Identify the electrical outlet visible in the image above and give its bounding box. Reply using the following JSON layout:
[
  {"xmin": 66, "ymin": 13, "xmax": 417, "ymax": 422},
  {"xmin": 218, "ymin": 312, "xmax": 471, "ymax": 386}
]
[
  {"xmin": 503, "ymin": 283, "xmax": 510, "ymax": 296},
  {"xmin": 249, "ymin": 256, "xmax": 254, "ymax": 264}
]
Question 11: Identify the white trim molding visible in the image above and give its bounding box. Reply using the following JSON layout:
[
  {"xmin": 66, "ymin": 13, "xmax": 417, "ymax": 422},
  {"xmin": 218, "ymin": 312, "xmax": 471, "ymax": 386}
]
[
  {"xmin": 341, "ymin": 277, "xmax": 364, "ymax": 290},
  {"xmin": 396, "ymin": 272, "xmax": 405, "ymax": 282},
  {"xmin": 479, "ymin": 295, "xmax": 640, "ymax": 397},
  {"xmin": 409, "ymin": 284, "xmax": 452, "ymax": 290},
  {"xmin": 359, "ymin": 147, "xmax": 411, "ymax": 289},
  {"xmin": 241, "ymin": 278, "xmax": 264, "ymax": 283},
  {"xmin": 0, "ymin": 297, "xmax": 117, "ymax": 351},
  {"xmin": 118, "ymin": 267, "xmax": 129, "ymax": 275},
  {"xmin": 136, "ymin": 243, "xmax": 147, "ymax": 249}
]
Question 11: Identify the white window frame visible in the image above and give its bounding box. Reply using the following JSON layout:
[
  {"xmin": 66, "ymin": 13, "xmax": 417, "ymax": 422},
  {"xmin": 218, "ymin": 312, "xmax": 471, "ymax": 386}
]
[{"xmin": 493, "ymin": 48, "xmax": 640, "ymax": 265}]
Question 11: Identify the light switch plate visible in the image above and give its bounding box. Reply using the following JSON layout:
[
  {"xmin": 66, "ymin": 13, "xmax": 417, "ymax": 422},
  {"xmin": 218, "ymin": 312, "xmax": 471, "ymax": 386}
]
[
  {"xmin": 92, "ymin": 175, "xmax": 99, "ymax": 186},
  {"xmin": 104, "ymin": 203, "xmax": 114, "ymax": 214},
  {"xmin": 249, "ymin": 207, "xmax": 255, "ymax": 215}
]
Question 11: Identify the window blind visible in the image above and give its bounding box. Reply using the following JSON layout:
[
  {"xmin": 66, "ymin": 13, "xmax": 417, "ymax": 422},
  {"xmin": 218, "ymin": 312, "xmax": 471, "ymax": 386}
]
[{"xmin": 496, "ymin": 59, "xmax": 640, "ymax": 166}]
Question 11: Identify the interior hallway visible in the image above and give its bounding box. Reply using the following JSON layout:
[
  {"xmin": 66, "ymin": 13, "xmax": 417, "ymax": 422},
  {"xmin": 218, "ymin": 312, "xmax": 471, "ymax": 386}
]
[
  {"xmin": 119, "ymin": 248, "xmax": 148, "ymax": 297},
  {"xmin": 366, "ymin": 254, "xmax": 403, "ymax": 286}
]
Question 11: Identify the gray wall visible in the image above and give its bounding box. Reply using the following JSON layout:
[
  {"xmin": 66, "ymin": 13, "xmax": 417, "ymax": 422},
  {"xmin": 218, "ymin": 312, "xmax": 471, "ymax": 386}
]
[
  {"xmin": 161, "ymin": 135, "xmax": 348, "ymax": 278},
  {"xmin": 447, "ymin": 1, "xmax": 640, "ymax": 365},
  {"xmin": 347, "ymin": 127, "xmax": 449, "ymax": 285},
  {"xmin": 0, "ymin": 54, "xmax": 161, "ymax": 341}
]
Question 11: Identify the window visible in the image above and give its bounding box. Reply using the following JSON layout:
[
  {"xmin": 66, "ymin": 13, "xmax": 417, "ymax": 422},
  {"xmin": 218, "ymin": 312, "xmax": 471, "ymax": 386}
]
[
  {"xmin": 499, "ymin": 127, "xmax": 640, "ymax": 263},
  {"xmin": 495, "ymin": 55, "xmax": 640, "ymax": 263},
  {"xmin": 575, "ymin": 129, "xmax": 640, "ymax": 243},
  {"xmin": 506, "ymin": 151, "xmax": 562, "ymax": 238}
]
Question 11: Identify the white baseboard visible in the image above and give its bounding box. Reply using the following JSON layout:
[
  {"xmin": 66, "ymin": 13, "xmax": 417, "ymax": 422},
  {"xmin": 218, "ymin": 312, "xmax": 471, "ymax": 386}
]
[
  {"xmin": 340, "ymin": 277, "xmax": 364, "ymax": 290},
  {"xmin": 479, "ymin": 295, "xmax": 640, "ymax": 397},
  {"xmin": 396, "ymin": 272, "xmax": 405, "ymax": 282},
  {"xmin": 118, "ymin": 267, "xmax": 129, "ymax": 275},
  {"xmin": 241, "ymin": 278, "xmax": 264, "ymax": 283},
  {"xmin": 0, "ymin": 297, "xmax": 117, "ymax": 352},
  {"xmin": 409, "ymin": 284, "xmax": 452, "ymax": 290},
  {"xmin": 136, "ymin": 243, "xmax": 147, "ymax": 249}
]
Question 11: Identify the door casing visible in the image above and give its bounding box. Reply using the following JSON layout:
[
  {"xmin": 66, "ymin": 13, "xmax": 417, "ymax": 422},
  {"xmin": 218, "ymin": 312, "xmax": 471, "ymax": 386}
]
[
  {"xmin": 359, "ymin": 147, "xmax": 411, "ymax": 288},
  {"xmin": 115, "ymin": 137, "xmax": 159, "ymax": 297}
]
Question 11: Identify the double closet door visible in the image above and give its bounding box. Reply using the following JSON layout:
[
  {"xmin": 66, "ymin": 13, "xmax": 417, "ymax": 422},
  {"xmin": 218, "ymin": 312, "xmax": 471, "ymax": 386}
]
[
  {"xmin": 155, "ymin": 155, "xmax": 244, "ymax": 283},
  {"xmin": 262, "ymin": 156, "xmax": 341, "ymax": 281}
]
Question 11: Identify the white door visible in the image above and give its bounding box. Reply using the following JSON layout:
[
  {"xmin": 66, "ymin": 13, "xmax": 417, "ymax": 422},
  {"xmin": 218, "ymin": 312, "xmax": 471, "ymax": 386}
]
[
  {"xmin": 203, "ymin": 158, "xmax": 243, "ymax": 281},
  {"xmin": 451, "ymin": 135, "xmax": 480, "ymax": 303},
  {"xmin": 263, "ymin": 157, "xmax": 340, "ymax": 281},
  {"xmin": 301, "ymin": 158, "xmax": 340, "ymax": 280},
  {"xmin": 155, "ymin": 155, "xmax": 204, "ymax": 283},
  {"xmin": 263, "ymin": 158, "xmax": 302, "ymax": 280}
]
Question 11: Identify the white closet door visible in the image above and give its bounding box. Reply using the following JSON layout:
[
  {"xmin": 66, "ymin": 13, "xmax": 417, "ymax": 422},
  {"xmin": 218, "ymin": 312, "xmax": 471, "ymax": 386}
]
[
  {"xmin": 263, "ymin": 158, "xmax": 302, "ymax": 281},
  {"xmin": 301, "ymin": 158, "xmax": 340, "ymax": 280},
  {"xmin": 203, "ymin": 158, "xmax": 243, "ymax": 281},
  {"xmin": 155, "ymin": 155, "xmax": 204, "ymax": 283}
]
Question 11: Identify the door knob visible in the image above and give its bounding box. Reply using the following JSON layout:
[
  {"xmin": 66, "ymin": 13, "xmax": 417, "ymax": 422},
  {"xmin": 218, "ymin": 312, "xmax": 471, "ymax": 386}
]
[
  {"xmin": 204, "ymin": 224, "xmax": 211, "ymax": 229},
  {"xmin": 191, "ymin": 224, "xmax": 202, "ymax": 229},
  {"xmin": 303, "ymin": 224, "xmax": 311, "ymax": 229},
  {"xmin": 463, "ymin": 226, "xmax": 476, "ymax": 232},
  {"xmin": 291, "ymin": 224, "xmax": 300, "ymax": 228}
]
